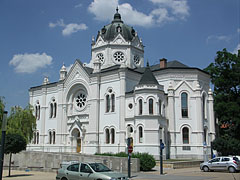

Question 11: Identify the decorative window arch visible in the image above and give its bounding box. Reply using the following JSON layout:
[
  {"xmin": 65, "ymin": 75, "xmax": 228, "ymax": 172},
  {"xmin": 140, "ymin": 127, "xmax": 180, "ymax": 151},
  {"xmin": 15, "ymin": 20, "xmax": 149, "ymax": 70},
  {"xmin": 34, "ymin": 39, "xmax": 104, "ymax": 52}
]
[
  {"xmin": 181, "ymin": 92, "xmax": 188, "ymax": 118},
  {"xmin": 138, "ymin": 126, "xmax": 143, "ymax": 143},
  {"xmin": 204, "ymin": 128, "xmax": 207, "ymax": 144},
  {"xmin": 149, "ymin": 98, "xmax": 154, "ymax": 115},
  {"xmin": 139, "ymin": 99, "xmax": 143, "ymax": 115},
  {"xmin": 48, "ymin": 129, "xmax": 56, "ymax": 144},
  {"xmin": 32, "ymin": 130, "xmax": 40, "ymax": 144},
  {"xmin": 49, "ymin": 98, "xmax": 57, "ymax": 118},
  {"xmin": 105, "ymin": 88, "xmax": 115, "ymax": 113},
  {"xmin": 182, "ymin": 127, "xmax": 189, "ymax": 144}
]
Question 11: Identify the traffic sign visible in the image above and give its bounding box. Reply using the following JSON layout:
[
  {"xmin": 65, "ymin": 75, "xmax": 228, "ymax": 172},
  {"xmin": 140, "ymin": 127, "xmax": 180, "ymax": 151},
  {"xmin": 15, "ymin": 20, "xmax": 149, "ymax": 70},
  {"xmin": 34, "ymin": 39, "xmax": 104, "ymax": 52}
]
[
  {"xmin": 128, "ymin": 145, "xmax": 133, "ymax": 153},
  {"xmin": 160, "ymin": 142, "xmax": 165, "ymax": 149}
]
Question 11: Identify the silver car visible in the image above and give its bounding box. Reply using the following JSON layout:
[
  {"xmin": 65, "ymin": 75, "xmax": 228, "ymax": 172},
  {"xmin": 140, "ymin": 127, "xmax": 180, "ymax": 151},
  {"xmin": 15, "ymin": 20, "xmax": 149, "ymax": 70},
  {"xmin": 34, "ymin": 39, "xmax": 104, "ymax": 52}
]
[
  {"xmin": 56, "ymin": 161, "xmax": 129, "ymax": 180},
  {"xmin": 200, "ymin": 156, "xmax": 240, "ymax": 173}
]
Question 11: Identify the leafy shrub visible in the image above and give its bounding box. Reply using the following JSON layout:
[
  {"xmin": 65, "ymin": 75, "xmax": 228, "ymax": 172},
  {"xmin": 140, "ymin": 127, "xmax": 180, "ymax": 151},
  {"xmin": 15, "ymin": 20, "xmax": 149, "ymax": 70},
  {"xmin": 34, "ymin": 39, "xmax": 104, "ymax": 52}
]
[
  {"xmin": 132, "ymin": 152, "xmax": 156, "ymax": 171},
  {"xmin": 95, "ymin": 152, "xmax": 156, "ymax": 171}
]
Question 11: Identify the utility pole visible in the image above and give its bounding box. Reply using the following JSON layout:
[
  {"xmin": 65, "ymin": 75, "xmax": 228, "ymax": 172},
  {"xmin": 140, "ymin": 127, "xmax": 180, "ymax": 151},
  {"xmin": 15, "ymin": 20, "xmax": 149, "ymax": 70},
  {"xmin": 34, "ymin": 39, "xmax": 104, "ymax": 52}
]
[{"xmin": 0, "ymin": 111, "xmax": 8, "ymax": 180}]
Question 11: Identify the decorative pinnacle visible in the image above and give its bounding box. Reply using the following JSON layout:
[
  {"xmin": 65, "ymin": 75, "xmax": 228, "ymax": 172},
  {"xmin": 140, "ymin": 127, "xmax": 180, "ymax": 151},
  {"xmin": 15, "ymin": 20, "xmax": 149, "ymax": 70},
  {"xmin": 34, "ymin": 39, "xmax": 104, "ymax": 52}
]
[
  {"xmin": 146, "ymin": 60, "xmax": 149, "ymax": 67},
  {"xmin": 116, "ymin": 6, "xmax": 119, "ymax": 13}
]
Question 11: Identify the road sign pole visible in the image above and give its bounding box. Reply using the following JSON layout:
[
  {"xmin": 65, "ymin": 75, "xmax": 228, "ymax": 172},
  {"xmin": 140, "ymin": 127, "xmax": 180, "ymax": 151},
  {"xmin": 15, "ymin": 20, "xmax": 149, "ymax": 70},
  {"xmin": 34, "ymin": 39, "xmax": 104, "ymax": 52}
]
[
  {"xmin": 160, "ymin": 139, "xmax": 163, "ymax": 175},
  {"xmin": 127, "ymin": 137, "xmax": 131, "ymax": 178}
]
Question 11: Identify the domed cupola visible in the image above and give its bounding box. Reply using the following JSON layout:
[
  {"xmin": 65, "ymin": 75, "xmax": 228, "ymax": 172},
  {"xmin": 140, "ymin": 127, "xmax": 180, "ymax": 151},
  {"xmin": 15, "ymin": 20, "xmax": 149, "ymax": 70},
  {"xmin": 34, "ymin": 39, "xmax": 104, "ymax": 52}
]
[
  {"xmin": 100, "ymin": 8, "xmax": 136, "ymax": 42},
  {"xmin": 90, "ymin": 8, "xmax": 144, "ymax": 70}
]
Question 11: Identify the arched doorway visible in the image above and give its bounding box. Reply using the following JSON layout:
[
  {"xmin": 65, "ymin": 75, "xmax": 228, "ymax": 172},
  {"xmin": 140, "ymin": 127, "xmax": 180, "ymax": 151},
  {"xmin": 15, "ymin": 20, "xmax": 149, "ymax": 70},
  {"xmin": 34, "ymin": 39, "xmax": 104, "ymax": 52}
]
[{"xmin": 72, "ymin": 128, "xmax": 81, "ymax": 153}]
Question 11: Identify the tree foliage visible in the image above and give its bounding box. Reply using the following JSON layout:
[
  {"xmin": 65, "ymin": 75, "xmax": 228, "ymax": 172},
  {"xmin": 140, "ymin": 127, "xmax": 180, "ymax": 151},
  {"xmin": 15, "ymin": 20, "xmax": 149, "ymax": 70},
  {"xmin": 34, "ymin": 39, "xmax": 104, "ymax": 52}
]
[
  {"xmin": 7, "ymin": 105, "xmax": 36, "ymax": 144},
  {"xmin": 0, "ymin": 97, "xmax": 5, "ymax": 127},
  {"xmin": 205, "ymin": 48, "xmax": 240, "ymax": 155}
]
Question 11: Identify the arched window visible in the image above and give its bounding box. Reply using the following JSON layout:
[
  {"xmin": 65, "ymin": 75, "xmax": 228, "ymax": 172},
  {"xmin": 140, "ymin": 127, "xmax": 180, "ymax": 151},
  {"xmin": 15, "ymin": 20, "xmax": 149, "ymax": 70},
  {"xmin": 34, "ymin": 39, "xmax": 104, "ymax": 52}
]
[
  {"xmin": 204, "ymin": 128, "xmax": 207, "ymax": 144},
  {"xmin": 49, "ymin": 131, "xmax": 52, "ymax": 144},
  {"xmin": 106, "ymin": 89, "xmax": 115, "ymax": 113},
  {"xmin": 33, "ymin": 132, "xmax": 36, "ymax": 144},
  {"xmin": 139, "ymin": 126, "xmax": 143, "ymax": 143},
  {"xmin": 181, "ymin": 93, "xmax": 188, "ymax": 118},
  {"xmin": 202, "ymin": 94, "xmax": 206, "ymax": 119},
  {"xmin": 111, "ymin": 128, "xmax": 115, "ymax": 144},
  {"xmin": 36, "ymin": 131, "xmax": 39, "ymax": 144},
  {"xmin": 106, "ymin": 95, "xmax": 110, "ymax": 112},
  {"xmin": 53, "ymin": 130, "xmax": 56, "ymax": 144},
  {"xmin": 50, "ymin": 103, "xmax": 53, "ymax": 118},
  {"xmin": 182, "ymin": 127, "xmax": 189, "ymax": 144},
  {"xmin": 149, "ymin": 98, "xmax": 153, "ymax": 114},
  {"xmin": 159, "ymin": 100, "xmax": 161, "ymax": 115},
  {"xmin": 139, "ymin": 99, "xmax": 143, "ymax": 115},
  {"xmin": 54, "ymin": 102, "xmax": 57, "ymax": 118},
  {"xmin": 111, "ymin": 94, "xmax": 115, "ymax": 112},
  {"xmin": 35, "ymin": 106, "xmax": 38, "ymax": 118},
  {"xmin": 37, "ymin": 105, "xmax": 40, "ymax": 120},
  {"xmin": 105, "ymin": 129, "xmax": 110, "ymax": 144}
]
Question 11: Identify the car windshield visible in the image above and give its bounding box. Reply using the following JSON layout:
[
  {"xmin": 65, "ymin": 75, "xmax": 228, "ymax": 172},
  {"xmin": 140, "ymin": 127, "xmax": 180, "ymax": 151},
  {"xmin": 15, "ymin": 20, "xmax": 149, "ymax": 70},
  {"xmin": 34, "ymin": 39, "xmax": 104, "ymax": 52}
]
[{"xmin": 89, "ymin": 163, "xmax": 112, "ymax": 172}]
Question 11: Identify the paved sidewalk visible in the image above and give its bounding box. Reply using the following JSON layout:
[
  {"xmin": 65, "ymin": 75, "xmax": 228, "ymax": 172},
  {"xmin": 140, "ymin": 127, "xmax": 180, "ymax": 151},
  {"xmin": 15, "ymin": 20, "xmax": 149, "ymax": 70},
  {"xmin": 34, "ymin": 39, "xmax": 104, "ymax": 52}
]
[{"xmin": 1, "ymin": 167, "xmax": 240, "ymax": 180}]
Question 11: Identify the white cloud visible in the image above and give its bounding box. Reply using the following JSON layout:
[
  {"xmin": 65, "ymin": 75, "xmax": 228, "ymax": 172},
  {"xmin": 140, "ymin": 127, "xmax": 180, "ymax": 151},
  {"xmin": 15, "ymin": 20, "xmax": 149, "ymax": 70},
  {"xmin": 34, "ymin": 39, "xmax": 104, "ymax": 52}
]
[
  {"xmin": 75, "ymin": 3, "xmax": 82, "ymax": 8},
  {"xmin": 49, "ymin": 19, "xmax": 65, "ymax": 28},
  {"xmin": 237, "ymin": 28, "xmax": 240, "ymax": 33},
  {"xmin": 62, "ymin": 23, "xmax": 88, "ymax": 36},
  {"xmin": 9, "ymin": 53, "xmax": 52, "ymax": 73},
  {"xmin": 88, "ymin": 0, "xmax": 190, "ymax": 27},
  {"xmin": 206, "ymin": 35, "xmax": 232, "ymax": 43},
  {"xmin": 49, "ymin": 19, "xmax": 88, "ymax": 36},
  {"xmin": 232, "ymin": 43, "xmax": 240, "ymax": 55}
]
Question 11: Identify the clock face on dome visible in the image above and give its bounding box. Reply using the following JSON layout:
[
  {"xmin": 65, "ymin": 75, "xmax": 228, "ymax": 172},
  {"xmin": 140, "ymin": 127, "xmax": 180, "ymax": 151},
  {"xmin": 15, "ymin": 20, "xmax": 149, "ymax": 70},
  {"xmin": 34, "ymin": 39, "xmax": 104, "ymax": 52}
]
[{"xmin": 133, "ymin": 55, "xmax": 141, "ymax": 66}]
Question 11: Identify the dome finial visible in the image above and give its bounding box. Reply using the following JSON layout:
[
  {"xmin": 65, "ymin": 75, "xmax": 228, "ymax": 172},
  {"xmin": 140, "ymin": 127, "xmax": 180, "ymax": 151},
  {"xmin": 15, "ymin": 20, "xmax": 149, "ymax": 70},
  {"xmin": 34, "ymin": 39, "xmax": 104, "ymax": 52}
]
[
  {"xmin": 116, "ymin": 6, "xmax": 119, "ymax": 13},
  {"xmin": 146, "ymin": 60, "xmax": 149, "ymax": 67}
]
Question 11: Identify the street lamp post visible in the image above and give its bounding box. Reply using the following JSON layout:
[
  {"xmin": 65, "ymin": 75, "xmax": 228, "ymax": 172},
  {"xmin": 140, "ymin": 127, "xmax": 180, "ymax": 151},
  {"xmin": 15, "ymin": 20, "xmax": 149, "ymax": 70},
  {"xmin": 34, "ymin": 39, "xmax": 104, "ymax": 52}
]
[{"xmin": 0, "ymin": 111, "xmax": 8, "ymax": 180}]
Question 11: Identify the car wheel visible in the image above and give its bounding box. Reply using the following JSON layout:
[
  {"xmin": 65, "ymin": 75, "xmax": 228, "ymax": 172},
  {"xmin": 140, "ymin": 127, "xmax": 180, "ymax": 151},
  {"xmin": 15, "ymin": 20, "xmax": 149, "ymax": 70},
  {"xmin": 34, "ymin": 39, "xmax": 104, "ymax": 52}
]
[
  {"xmin": 203, "ymin": 166, "xmax": 209, "ymax": 172},
  {"xmin": 228, "ymin": 166, "xmax": 236, "ymax": 173},
  {"xmin": 61, "ymin": 177, "xmax": 68, "ymax": 180}
]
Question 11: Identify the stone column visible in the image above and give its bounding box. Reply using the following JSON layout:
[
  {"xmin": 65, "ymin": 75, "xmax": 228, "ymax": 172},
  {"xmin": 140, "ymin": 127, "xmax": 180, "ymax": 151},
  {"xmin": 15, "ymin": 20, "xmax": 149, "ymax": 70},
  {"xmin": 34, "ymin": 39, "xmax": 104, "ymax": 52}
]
[
  {"xmin": 40, "ymin": 87, "xmax": 47, "ymax": 145},
  {"xmin": 196, "ymin": 82, "xmax": 203, "ymax": 144},
  {"xmin": 167, "ymin": 82, "xmax": 176, "ymax": 158},
  {"xmin": 119, "ymin": 68, "xmax": 126, "ymax": 151},
  {"xmin": 208, "ymin": 88, "xmax": 215, "ymax": 141}
]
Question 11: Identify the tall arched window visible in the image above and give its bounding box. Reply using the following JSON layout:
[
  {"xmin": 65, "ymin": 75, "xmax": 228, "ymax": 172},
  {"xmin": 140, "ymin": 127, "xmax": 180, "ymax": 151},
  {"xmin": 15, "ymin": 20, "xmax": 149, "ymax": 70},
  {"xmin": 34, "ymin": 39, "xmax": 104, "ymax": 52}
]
[
  {"xmin": 49, "ymin": 131, "xmax": 52, "ymax": 144},
  {"xmin": 111, "ymin": 94, "xmax": 115, "ymax": 112},
  {"xmin": 53, "ymin": 131, "xmax": 56, "ymax": 144},
  {"xmin": 105, "ymin": 129, "xmax": 110, "ymax": 144},
  {"xmin": 106, "ymin": 95, "xmax": 110, "ymax": 112},
  {"xmin": 139, "ymin": 126, "xmax": 143, "ymax": 143},
  {"xmin": 36, "ymin": 131, "xmax": 39, "ymax": 144},
  {"xmin": 202, "ymin": 94, "xmax": 206, "ymax": 119},
  {"xmin": 149, "ymin": 98, "xmax": 153, "ymax": 114},
  {"xmin": 139, "ymin": 99, "xmax": 143, "ymax": 115},
  {"xmin": 37, "ymin": 105, "xmax": 40, "ymax": 120},
  {"xmin": 159, "ymin": 100, "xmax": 161, "ymax": 115},
  {"xmin": 50, "ymin": 103, "xmax": 53, "ymax": 118},
  {"xmin": 204, "ymin": 128, "xmax": 207, "ymax": 144},
  {"xmin": 182, "ymin": 127, "xmax": 189, "ymax": 144},
  {"xmin": 54, "ymin": 102, "xmax": 57, "ymax": 118},
  {"xmin": 111, "ymin": 128, "xmax": 115, "ymax": 144},
  {"xmin": 181, "ymin": 92, "xmax": 188, "ymax": 118}
]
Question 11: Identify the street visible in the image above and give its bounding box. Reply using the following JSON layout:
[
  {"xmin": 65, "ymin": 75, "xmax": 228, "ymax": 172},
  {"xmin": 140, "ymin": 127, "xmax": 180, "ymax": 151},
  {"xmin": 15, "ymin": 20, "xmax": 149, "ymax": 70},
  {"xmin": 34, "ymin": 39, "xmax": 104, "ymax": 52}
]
[{"xmin": 2, "ymin": 167, "xmax": 239, "ymax": 180}]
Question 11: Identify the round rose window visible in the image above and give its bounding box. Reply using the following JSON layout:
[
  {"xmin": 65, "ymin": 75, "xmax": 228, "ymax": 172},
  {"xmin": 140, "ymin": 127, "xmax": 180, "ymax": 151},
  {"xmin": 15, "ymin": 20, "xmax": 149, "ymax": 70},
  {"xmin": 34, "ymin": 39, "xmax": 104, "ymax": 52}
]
[
  {"xmin": 97, "ymin": 53, "xmax": 104, "ymax": 64},
  {"xmin": 113, "ymin": 51, "xmax": 125, "ymax": 63},
  {"xmin": 75, "ymin": 92, "xmax": 87, "ymax": 110}
]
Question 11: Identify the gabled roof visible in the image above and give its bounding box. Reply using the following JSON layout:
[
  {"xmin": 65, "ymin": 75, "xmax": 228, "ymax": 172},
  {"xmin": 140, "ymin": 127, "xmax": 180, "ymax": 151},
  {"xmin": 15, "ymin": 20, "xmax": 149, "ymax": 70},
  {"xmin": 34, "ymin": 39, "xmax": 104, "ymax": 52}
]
[{"xmin": 138, "ymin": 62, "xmax": 159, "ymax": 85}]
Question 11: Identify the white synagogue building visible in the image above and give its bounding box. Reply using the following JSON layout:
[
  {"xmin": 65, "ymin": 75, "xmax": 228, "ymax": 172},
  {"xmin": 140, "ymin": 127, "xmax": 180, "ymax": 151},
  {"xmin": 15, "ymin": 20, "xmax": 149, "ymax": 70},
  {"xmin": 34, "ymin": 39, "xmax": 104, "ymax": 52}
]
[{"xmin": 28, "ymin": 10, "xmax": 215, "ymax": 159}]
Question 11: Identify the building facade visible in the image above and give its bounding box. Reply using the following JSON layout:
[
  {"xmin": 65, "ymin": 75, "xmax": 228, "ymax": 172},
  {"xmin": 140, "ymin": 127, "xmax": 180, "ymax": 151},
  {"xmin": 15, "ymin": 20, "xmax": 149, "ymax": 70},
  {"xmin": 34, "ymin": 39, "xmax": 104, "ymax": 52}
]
[{"xmin": 28, "ymin": 10, "xmax": 215, "ymax": 159}]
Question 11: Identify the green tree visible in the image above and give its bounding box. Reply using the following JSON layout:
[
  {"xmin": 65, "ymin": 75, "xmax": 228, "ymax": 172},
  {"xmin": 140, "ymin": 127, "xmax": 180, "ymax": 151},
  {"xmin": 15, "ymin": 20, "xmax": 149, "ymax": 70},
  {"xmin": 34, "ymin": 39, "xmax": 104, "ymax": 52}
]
[
  {"xmin": 7, "ymin": 105, "xmax": 36, "ymax": 144},
  {"xmin": 205, "ymin": 48, "xmax": 240, "ymax": 155},
  {"xmin": 4, "ymin": 133, "xmax": 27, "ymax": 177}
]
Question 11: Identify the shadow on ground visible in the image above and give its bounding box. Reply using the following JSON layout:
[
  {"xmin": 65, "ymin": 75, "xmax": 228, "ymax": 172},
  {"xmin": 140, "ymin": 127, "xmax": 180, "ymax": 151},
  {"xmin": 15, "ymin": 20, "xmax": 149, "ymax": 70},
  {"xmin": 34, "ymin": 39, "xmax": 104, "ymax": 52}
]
[{"xmin": 4, "ymin": 174, "xmax": 33, "ymax": 178}]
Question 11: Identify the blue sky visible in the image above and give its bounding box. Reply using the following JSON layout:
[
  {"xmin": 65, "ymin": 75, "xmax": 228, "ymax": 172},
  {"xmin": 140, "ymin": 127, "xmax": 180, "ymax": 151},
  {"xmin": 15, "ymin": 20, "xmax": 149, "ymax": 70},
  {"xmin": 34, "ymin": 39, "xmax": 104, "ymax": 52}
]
[{"xmin": 0, "ymin": 0, "xmax": 239, "ymax": 112}]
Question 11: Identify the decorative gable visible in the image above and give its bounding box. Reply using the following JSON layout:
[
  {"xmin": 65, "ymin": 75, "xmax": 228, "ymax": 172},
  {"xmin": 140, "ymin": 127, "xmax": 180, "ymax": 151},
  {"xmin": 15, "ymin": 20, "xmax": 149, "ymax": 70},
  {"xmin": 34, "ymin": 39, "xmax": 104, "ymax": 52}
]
[
  {"xmin": 111, "ymin": 33, "xmax": 127, "ymax": 45},
  {"xmin": 94, "ymin": 36, "xmax": 106, "ymax": 48}
]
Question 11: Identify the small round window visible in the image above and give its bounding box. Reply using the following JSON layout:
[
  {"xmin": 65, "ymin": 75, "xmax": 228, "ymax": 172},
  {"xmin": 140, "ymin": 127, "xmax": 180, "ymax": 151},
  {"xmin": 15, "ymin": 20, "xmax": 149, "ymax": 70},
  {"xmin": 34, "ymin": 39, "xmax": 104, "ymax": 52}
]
[
  {"xmin": 96, "ymin": 53, "xmax": 104, "ymax": 64},
  {"xmin": 128, "ymin": 103, "xmax": 133, "ymax": 109},
  {"xmin": 74, "ymin": 91, "xmax": 87, "ymax": 111},
  {"xmin": 113, "ymin": 51, "xmax": 125, "ymax": 63}
]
